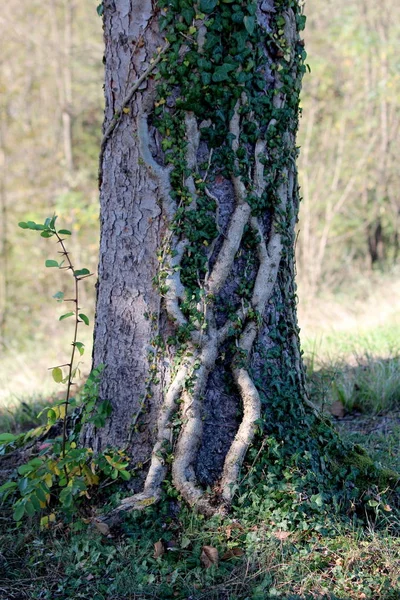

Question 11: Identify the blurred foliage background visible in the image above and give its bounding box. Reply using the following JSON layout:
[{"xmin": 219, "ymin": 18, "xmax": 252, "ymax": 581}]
[
  {"xmin": 298, "ymin": 0, "xmax": 400, "ymax": 292},
  {"xmin": 0, "ymin": 0, "xmax": 102, "ymax": 402},
  {"xmin": 1, "ymin": 0, "xmax": 400, "ymax": 404}
]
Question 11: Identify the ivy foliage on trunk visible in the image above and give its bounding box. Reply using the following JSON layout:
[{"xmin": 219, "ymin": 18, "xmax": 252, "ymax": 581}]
[{"xmin": 87, "ymin": 0, "xmax": 398, "ymax": 522}]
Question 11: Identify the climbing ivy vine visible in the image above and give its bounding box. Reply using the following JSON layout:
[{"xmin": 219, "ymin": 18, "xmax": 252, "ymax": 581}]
[
  {"xmin": 99, "ymin": 0, "xmax": 398, "ymax": 524},
  {"xmin": 104, "ymin": 0, "xmax": 314, "ymax": 518}
]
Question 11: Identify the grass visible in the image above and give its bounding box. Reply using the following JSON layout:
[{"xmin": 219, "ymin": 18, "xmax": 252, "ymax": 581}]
[
  {"xmin": 341, "ymin": 426, "xmax": 400, "ymax": 475},
  {"xmin": 0, "ymin": 393, "xmax": 55, "ymax": 435},
  {"xmin": 0, "ymin": 473, "xmax": 399, "ymax": 600},
  {"xmin": 0, "ymin": 288, "xmax": 399, "ymax": 599},
  {"xmin": 299, "ymin": 281, "xmax": 400, "ymax": 416},
  {"xmin": 307, "ymin": 353, "xmax": 400, "ymax": 415},
  {"xmin": 298, "ymin": 275, "xmax": 400, "ymax": 362},
  {"xmin": 0, "ymin": 393, "xmax": 398, "ymax": 599}
]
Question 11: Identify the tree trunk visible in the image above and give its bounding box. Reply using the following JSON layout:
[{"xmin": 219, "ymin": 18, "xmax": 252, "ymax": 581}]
[{"xmin": 85, "ymin": 0, "xmax": 397, "ymax": 516}]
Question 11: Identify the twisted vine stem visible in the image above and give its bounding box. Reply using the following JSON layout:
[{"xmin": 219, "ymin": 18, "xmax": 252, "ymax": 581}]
[{"xmin": 114, "ymin": 90, "xmax": 291, "ymax": 516}]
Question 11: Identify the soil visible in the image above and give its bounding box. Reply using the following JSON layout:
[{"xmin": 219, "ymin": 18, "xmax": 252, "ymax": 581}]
[{"xmin": 334, "ymin": 409, "xmax": 400, "ymax": 436}]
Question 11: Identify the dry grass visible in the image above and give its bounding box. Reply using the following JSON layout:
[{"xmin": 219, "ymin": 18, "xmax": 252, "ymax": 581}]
[
  {"xmin": 298, "ymin": 274, "xmax": 400, "ymax": 362},
  {"xmin": 0, "ymin": 329, "xmax": 93, "ymax": 406}
]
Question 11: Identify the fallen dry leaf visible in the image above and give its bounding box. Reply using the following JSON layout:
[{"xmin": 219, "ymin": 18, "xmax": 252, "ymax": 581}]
[
  {"xmin": 272, "ymin": 531, "xmax": 291, "ymax": 541},
  {"xmin": 153, "ymin": 540, "xmax": 165, "ymax": 559},
  {"xmin": 201, "ymin": 545, "xmax": 219, "ymax": 569},
  {"xmin": 225, "ymin": 521, "xmax": 244, "ymax": 539},
  {"xmin": 221, "ymin": 547, "xmax": 244, "ymax": 560},
  {"xmin": 92, "ymin": 520, "xmax": 110, "ymax": 536}
]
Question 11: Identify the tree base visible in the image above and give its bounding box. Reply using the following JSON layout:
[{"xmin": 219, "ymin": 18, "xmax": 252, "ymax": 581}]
[{"xmin": 100, "ymin": 407, "xmax": 399, "ymax": 529}]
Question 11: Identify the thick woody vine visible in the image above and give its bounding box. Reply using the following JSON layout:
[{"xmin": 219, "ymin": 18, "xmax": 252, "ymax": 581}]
[{"xmin": 98, "ymin": 0, "xmax": 310, "ymax": 517}]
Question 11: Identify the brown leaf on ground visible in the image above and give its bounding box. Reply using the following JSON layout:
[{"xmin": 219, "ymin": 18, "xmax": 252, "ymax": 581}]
[
  {"xmin": 153, "ymin": 540, "xmax": 165, "ymax": 558},
  {"xmin": 272, "ymin": 531, "xmax": 291, "ymax": 541},
  {"xmin": 201, "ymin": 545, "xmax": 219, "ymax": 568},
  {"xmin": 225, "ymin": 521, "xmax": 244, "ymax": 539},
  {"xmin": 92, "ymin": 520, "xmax": 110, "ymax": 536},
  {"xmin": 221, "ymin": 547, "xmax": 244, "ymax": 560}
]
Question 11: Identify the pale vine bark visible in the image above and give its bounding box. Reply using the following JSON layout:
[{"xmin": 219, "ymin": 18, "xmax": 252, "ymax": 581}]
[{"xmin": 85, "ymin": 0, "xmax": 310, "ymax": 516}]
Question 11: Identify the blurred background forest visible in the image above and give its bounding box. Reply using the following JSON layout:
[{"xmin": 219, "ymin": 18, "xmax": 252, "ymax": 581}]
[{"xmin": 1, "ymin": 0, "xmax": 400, "ymax": 406}]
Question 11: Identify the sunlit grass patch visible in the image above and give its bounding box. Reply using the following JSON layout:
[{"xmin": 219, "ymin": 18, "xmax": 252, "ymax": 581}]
[
  {"xmin": 302, "ymin": 320, "xmax": 400, "ymax": 364},
  {"xmin": 307, "ymin": 353, "xmax": 400, "ymax": 415},
  {"xmin": 0, "ymin": 329, "xmax": 93, "ymax": 430},
  {"xmin": 339, "ymin": 426, "xmax": 400, "ymax": 475},
  {"xmin": 0, "ymin": 393, "xmax": 57, "ymax": 434}
]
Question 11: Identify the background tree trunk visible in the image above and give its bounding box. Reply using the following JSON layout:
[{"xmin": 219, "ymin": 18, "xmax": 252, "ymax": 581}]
[{"xmin": 85, "ymin": 0, "xmax": 321, "ymax": 514}]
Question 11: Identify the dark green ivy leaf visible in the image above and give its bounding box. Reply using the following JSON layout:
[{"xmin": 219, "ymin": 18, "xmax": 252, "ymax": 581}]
[
  {"xmin": 243, "ymin": 15, "xmax": 255, "ymax": 35},
  {"xmin": 212, "ymin": 63, "xmax": 236, "ymax": 82},
  {"xmin": 199, "ymin": 0, "xmax": 218, "ymax": 14},
  {"xmin": 181, "ymin": 7, "xmax": 195, "ymax": 25}
]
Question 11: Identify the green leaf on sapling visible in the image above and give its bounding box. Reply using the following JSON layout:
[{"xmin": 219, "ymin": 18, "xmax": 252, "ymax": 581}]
[
  {"xmin": 53, "ymin": 291, "xmax": 64, "ymax": 302},
  {"xmin": 74, "ymin": 342, "xmax": 85, "ymax": 356},
  {"xmin": 52, "ymin": 368, "xmax": 63, "ymax": 383},
  {"xmin": 74, "ymin": 268, "xmax": 90, "ymax": 277},
  {"xmin": 59, "ymin": 312, "xmax": 74, "ymax": 321},
  {"xmin": 13, "ymin": 502, "xmax": 25, "ymax": 521},
  {"xmin": 0, "ymin": 481, "xmax": 17, "ymax": 493},
  {"xmin": 79, "ymin": 313, "xmax": 90, "ymax": 326},
  {"xmin": 0, "ymin": 433, "xmax": 19, "ymax": 443},
  {"xmin": 45, "ymin": 260, "xmax": 59, "ymax": 268}
]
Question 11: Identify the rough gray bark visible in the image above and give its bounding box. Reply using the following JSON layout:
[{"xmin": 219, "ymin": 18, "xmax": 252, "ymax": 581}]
[
  {"xmin": 86, "ymin": 0, "xmax": 308, "ymax": 514},
  {"xmin": 83, "ymin": 0, "xmax": 163, "ymax": 456}
]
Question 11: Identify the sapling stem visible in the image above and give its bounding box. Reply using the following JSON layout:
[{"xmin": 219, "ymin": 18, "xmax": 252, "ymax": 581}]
[
  {"xmin": 18, "ymin": 217, "xmax": 93, "ymax": 468},
  {"xmin": 55, "ymin": 231, "xmax": 80, "ymax": 460}
]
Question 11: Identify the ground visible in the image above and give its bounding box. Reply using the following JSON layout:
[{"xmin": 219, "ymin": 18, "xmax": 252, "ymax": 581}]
[{"xmin": 0, "ymin": 286, "xmax": 399, "ymax": 600}]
